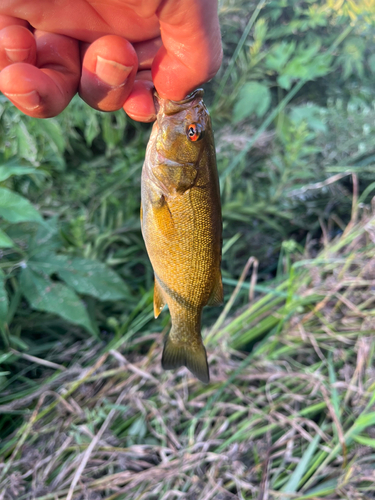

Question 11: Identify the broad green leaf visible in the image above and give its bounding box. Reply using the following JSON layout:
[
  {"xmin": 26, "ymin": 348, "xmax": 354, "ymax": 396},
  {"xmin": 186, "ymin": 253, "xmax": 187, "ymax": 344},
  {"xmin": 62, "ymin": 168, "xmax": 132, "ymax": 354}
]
[
  {"xmin": 0, "ymin": 187, "xmax": 43, "ymax": 223},
  {"xmin": 0, "ymin": 270, "xmax": 8, "ymax": 329},
  {"xmin": 28, "ymin": 217, "xmax": 60, "ymax": 253},
  {"xmin": 277, "ymin": 42, "xmax": 332, "ymax": 90},
  {"xmin": 4, "ymin": 219, "xmax": 59, "ymax": 256},
  {"xmin": 20, "ymin": 267, "xmax": 95, "ymax": 335},
  {"xmin": 28, "ymin": 256, "xmax": 63, "ymax": 275},
  {"xmin": 265, "ymin": 41, "xmax": 295, "ymax": 72},
  {"xmin": 233, "ymin": 82, "xmax": 271, "ymax": 123},
  {"xmin": 290, "ymin": 105, "xmax": 327, "ymax": 133},
  {"xmin": 30, "ymin": 254, "xmax": 129, "ymax": 301},
  {"xmin": 58, "ymin": 258, "xmax": 129, "ymax": 301},
  {"xmin": 0, "ymin": 166, "xmax": 38, "ymax": 182},
  {"xmin": 0, "ymin": 228, "xmax": 14, "ymax": 248}
]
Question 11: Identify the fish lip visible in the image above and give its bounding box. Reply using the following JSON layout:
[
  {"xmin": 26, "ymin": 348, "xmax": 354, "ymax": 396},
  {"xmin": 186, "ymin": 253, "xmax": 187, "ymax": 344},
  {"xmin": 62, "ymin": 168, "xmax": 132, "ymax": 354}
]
[
  {"xmin": 154, "ymin": 89, "xmax": 204, "ymax": 115},
  {"xmin": 154, "ymin": 88, "xmax": 204, "ymax": 104}
]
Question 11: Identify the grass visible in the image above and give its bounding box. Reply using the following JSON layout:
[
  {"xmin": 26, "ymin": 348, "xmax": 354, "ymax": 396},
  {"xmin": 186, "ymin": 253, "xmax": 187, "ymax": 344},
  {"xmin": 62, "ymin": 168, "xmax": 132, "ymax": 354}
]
[
  {"xmin": 1, "ymin": 1, "xmax": 375, "ymax": 498},
  {"xmin": 0, "ymin": 209, "xmax": 374, "ymax": 499}
]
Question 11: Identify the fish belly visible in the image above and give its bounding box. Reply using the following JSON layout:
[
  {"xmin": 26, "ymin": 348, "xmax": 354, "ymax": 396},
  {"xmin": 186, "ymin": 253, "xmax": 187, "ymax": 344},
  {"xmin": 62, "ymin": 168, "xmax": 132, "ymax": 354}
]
[{"xmin": 144, "ymin": 188, "xmax": 219, "ymax": 309}]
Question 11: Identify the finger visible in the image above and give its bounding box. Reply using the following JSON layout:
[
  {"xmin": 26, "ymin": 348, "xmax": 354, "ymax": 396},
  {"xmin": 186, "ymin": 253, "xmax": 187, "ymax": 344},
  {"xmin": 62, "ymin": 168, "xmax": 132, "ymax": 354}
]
[
  {"xmin": 79, "ymin": 35, "xmax": 138, "ymax": 112},
  {"xmin": 123, "ymin": 77, "xmax": 155, "ymax": 123},
  {"xmin": 0, "ymin": 15, "xmax": 35, "ymax": 68},
  {"xmin": 0, "ymin": 25, "xmax": 36, "ymax": 69},
  {"xmin": 135, "ymin": 70, "xmax": 152, "ymax": 81},
  {"xmin": 133, "ymin": 37, "xmax": 162, "ymax": 70},
  {"xmin": 0, "ymin": 31, "xmax": 80, "ymax": 118},
  {"xmin": 0, "ymin": 15, "xmax": 29, "ymax": 30},
  {"xmin": 152, "ymin": 0, "xmax": 222, "ymax": 100},
  {"xmin": 121, "ymin": 38, "xmax": 160, "ymax": 121}
]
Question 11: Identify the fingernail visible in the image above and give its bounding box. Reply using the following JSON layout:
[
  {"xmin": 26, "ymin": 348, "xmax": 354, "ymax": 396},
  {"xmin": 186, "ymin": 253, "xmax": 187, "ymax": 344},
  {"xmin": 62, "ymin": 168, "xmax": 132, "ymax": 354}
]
[
  {"xmin": 96, "ymin": 56, "xmax": 133, "ymax": 87},
  {"xmin": 143, "ymin": 114, "xmax": 156, "ymax": 123},
  {"xmin": 4, "ymin": 90, "xmax": 40, "ymax": 110},
  {"xmin": 4, "ymin": 47, "xmax": 30, "ymax": 63},
  {"xmin": 129, "ymin": 113, "xmax": 156, "ymax": 123}
]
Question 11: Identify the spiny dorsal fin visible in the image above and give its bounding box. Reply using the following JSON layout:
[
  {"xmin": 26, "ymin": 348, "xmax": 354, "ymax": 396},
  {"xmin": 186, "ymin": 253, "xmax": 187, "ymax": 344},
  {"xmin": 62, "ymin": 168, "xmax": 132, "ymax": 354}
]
[
  {"xmin": 154, "ymin": 279, "xmax": 166, "ymax": 318},
  {"xmin": 162, "ymin": 336, "xmax": 209, "ymax": 384},
  {"xmin": 207, "ymin": 272, "xmax": 223, "ymax": 307}
]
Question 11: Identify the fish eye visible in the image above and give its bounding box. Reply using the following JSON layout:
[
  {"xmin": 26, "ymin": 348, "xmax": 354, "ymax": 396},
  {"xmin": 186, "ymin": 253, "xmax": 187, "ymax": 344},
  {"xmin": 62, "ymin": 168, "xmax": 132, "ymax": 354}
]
[{"xmin": 186, "ymin": 123, "xmax": 203, "ymax": 142}]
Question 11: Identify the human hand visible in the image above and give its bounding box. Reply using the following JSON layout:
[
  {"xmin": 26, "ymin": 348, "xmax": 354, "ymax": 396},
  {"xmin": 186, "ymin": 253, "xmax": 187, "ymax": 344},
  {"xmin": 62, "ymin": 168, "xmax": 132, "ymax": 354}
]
[{"xmin": 0, "ymin": 1, "xmax": 222, "ymax": 121}]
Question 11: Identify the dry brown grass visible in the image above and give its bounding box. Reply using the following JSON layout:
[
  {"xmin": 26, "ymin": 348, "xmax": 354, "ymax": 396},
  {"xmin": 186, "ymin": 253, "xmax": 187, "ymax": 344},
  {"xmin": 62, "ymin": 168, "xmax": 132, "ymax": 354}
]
[{"xmin": 1, "ymin": 212, "xmax": 375, "ymax": 500}]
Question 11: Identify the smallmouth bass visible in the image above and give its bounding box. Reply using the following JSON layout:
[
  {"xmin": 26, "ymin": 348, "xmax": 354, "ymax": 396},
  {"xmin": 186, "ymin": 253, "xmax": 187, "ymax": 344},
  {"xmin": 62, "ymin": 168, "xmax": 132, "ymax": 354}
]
[{"xmin": 141, "ymin": 89, "xmax": 223, "ymax": 383}]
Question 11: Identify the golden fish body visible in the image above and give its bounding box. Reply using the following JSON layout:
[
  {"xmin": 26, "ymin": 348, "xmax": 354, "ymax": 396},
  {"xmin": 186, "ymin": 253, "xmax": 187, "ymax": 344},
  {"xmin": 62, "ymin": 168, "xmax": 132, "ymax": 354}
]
[{"xmin": 141, "ymin": 89, "xmax": 223, "ymax": 383}]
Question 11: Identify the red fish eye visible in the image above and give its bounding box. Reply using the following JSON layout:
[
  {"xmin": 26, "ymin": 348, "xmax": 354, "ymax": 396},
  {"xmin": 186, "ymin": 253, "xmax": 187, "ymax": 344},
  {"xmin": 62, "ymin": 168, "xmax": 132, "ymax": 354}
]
[{"xmin": 187, "ymin": 123, "xmax": 200, "ymax": 142}]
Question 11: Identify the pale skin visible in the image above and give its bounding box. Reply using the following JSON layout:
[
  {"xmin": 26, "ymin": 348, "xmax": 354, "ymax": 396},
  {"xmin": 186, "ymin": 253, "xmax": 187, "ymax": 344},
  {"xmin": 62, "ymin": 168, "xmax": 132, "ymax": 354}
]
[{"xmin": 0, "ymin": 0, "xmax": 222, "ymax": 121}]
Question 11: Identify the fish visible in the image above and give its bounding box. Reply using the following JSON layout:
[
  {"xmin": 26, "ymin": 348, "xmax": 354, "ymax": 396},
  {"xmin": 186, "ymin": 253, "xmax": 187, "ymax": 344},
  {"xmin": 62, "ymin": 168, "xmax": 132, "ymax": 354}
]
[{"xmin": 140, "ymin": 89, "xmax": 223, "ymax": 384}]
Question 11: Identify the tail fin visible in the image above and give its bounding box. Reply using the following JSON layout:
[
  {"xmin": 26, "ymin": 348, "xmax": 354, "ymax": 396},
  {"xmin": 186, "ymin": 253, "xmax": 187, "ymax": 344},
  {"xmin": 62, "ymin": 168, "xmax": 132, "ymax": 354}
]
[{"xmin": 162, "ymin": 336, "xmax": 210, "ymax": 384}]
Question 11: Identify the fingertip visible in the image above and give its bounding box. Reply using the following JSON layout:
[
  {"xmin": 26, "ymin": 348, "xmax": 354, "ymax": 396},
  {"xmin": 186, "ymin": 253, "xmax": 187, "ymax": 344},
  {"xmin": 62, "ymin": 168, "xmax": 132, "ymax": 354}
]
[
  {"xmin": 0, "ymin": 15, "xmax": 29, "ymax": 30},
  {"xmin": 123, "ymin": 79, "xmax": 156, "ymax": 122},
  {"xmin": 0, "ymin": 31, "xmax": 81, "ymax": 117},
  {"xmin": 151, "ymin": 42, "xmax": 222, "ymax": 101},
  {"xmin": 0, "ymin": 25, "xmax": 36, "ymax": 69},
  {"xmin": 153, "ymin": 0, "xmax": 223, "ymax": 100},
  {"xmin": 0, "ymin": 63, "xmax": 68, "ymax": 117},
  {"xmin": 80, "ymin": 35, "xmax": 138, "ymax": 112},
  {"xmin": 151, "ymin": 46, "xmax": 198, "ymax": 101}
]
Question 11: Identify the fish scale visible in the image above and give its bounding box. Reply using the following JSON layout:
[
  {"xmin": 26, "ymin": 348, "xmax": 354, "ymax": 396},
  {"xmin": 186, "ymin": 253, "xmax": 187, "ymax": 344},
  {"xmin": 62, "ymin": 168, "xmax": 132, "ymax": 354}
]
[{"xmin": 141, "ymin": 89, "xmax": 223, "ymax": 383}]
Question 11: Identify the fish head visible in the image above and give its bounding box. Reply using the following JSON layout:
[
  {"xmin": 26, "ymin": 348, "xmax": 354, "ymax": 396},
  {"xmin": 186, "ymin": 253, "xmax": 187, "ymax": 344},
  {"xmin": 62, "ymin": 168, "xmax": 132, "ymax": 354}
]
[{"xmin": 153, "ymin": 89, "xmax": 211, "ymax": 167}]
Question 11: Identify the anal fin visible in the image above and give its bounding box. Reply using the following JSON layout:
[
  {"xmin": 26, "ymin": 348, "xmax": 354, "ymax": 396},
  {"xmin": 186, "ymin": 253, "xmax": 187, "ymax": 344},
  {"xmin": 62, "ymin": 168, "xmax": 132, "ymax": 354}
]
[
  {"xmin": 207, "ymin": 272, "xmax": 223, "ymax": 307},
  {"xmin": 154, "ymin": 278, "xmax": 166, "ymax": 318},
  {"xmin": 162, "ymin": 336, "xmax": 209, "ymax": 384}
]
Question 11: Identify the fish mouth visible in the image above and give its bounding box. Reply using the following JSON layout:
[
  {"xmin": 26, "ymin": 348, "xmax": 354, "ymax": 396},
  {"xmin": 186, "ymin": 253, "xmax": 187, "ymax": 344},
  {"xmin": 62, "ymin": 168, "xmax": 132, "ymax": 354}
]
[
  {"xmin": 154, "ymin": 88, "xmax": 204, "ymax": 104},
  {"xmin": 176, "ymin": 88, "xmax": 204, "ymax": 104},
  {"xmin": 154, "ymin": 89, "xmax": 204, "ymax": 115}
]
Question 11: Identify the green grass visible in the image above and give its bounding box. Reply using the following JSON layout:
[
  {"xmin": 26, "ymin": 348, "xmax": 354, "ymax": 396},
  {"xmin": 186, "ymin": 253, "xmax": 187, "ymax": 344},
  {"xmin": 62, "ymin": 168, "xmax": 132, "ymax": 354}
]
[
  {"xmin": 0, "ymin": 213, "xmax": 374, "ymax": 499},
  {"xmin": 1, "ymin": 1, "xmax": 375, "ymax": 498}
]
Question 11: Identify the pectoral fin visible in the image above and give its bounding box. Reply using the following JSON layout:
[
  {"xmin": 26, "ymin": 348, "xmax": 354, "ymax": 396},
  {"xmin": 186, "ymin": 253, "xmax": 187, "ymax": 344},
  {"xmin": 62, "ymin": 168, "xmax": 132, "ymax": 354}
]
[
  {"xmin": 154, "ymin": 278, "xmax": 166, "ymax": 318},
  {"xmin": 207, "ymin": 272, "xmax": 223, "ymax": 306},
  {"xmin": 153, "ymin": 164, "xmax": 197, "ymax": 194}
]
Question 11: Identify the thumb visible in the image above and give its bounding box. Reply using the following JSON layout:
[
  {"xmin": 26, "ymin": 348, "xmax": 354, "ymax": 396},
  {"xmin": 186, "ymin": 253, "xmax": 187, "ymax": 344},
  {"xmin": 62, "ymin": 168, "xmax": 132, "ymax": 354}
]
[{"xmin": 152, "ymin": 0, "xmax": 222, "ymax": 100}]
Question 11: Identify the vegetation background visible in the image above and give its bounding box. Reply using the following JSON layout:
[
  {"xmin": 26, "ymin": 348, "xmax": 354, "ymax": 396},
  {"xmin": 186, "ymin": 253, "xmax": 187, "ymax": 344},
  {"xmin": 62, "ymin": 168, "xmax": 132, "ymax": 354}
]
[{"xmin": 0, "ymin": 0, "xmax": 375, "ymax": 498}]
